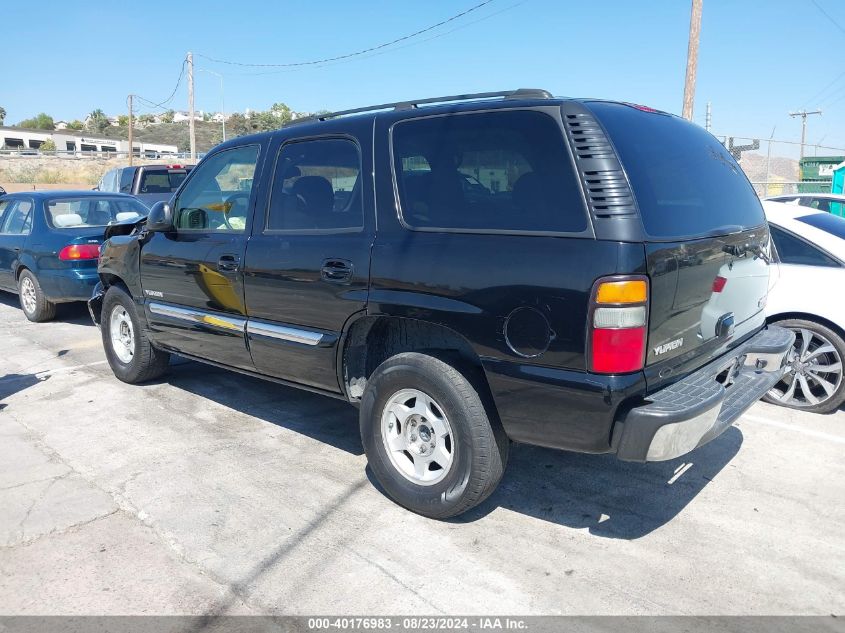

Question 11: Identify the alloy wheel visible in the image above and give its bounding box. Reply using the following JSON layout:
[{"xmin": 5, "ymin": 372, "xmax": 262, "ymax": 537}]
[{"xmin": 767, "ymin": 327, "xmax": 843, "ymax": 408}]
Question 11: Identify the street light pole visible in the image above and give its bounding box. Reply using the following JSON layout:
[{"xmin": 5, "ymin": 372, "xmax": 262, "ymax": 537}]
[{"xmin": 199, "ymin": 69, "xmax": 225, "ymax": 142}]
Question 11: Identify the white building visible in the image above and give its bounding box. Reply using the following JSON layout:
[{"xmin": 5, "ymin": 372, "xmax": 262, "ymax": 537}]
[{"xmin": 0, "ymin": 127, "xmax": 178, "ymax": 157}]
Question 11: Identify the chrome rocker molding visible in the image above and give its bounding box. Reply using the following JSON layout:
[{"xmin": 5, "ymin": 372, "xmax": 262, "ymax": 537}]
[
  {"xmin": 149, "ymin": 302, "xmax": 245, "ymax": 332},
  {"xmin": 148, "ymin": 302, "xmax": 331, "ymax": 347},
  {"xmin": 246, "ymin": 321, "xmax": 325, "ymax": 346}
]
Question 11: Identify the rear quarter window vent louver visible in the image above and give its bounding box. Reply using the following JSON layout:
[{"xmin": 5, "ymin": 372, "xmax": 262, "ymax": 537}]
[{"xmin": 562, "ymin": 107, "xmax": 638, "ymax": 220}]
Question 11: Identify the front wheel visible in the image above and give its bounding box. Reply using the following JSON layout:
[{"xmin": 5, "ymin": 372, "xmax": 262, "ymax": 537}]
[
  {"xmin": 101, "ymin": 286, "xmax": 170, "ymax": 384},
  {"xmin": 360, "ymin": 353, "xmax": 508, "ymax": 519},
  {"xmin": 763, "ymin": 319, "xmax": 845, "ymax": 414}
]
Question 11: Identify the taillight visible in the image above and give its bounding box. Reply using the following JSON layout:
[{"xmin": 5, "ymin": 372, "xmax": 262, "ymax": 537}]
[
  {"xmin": 58, "ymin": 244, "xmax": 100, "ymax": 260},
  {"xmin": 712, "ymin": 275, "xmax": 727, "ymax": 293},
  {"xmin": 588, "ymin": 276, "xmax": 649, "ymax": 374}
]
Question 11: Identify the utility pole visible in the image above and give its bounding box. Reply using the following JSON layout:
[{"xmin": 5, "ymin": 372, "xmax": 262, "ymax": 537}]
[
  {"xmin": 127, "ymin": 94, "xmax": 134, "ymax": 166},
  {"xmin": 187, "ymin": 51, "xmax": 196, "ymax": 161},
  {"xmin": 682, "ymin": 0, "xmax": 703, "ymax": 121},
  {"xmin": 788, "ymin": 109, "xmax": 822, "ymax": 160},
  {"xmin": 705, "ymin": 101, "xmax": 712, "ymax": 132}
]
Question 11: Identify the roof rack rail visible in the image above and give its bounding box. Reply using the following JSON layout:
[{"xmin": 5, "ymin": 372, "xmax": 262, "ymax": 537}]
[{"xmin": 289, "ymin": 89, "xmax": 554, "ymax": 126}]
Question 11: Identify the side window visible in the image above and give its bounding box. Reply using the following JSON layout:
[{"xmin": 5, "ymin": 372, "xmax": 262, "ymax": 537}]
[
  {"xmin": 770, "ymin": 225, "xmax": 840, "ymax": 267},
  {"xmin": 174, "ymin": 145, "xmax": 259, "ymax": 232},
  {"xmin": 0, "ymin": 200, "xmax": 10, "ymax": 228},
  {"xmin": 267, "ymin": 138, "xmax": 362, "ymax": 231},
  {"xmin": 391, "ymin": 110, "xmax": 587, "ymax": 233},
  {"xmin": 0, "ymin": 200, "xmax": 33, "ymax": 234}
]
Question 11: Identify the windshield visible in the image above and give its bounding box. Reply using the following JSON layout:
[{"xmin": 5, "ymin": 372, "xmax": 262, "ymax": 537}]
[
  {"xmin": 588, "ymin": 101, "xmax": 765, "ymax": 239},
  {"xmin": 138, "ymin": 168, "xmax": 190, "ymax": 194},
  {"xmin": 796, "ymin": 212, "xmax": 845, "ymax": 241},
  {"xmin": 46, "ymin": 197, "xmax": 148, "ymax": 228}
]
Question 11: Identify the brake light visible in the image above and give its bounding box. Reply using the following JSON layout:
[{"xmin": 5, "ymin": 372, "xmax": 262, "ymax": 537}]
[
  {"xmin": 588, "ymin": 276, "xmax": 649, "ymax": 374},
  {"xmin": 166, "ymin": 164, "xmax": 184, "ymax": 169},
  {"xmin": 58, "ymin": 244, "xmax": 100, "ymax": 260},
  {"xmin": 712, "ymin": 276, "xmax": 727, "ymax": 293}
]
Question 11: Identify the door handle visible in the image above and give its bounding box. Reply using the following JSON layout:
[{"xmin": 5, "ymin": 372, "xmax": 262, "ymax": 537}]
[
  {"xmin": 217, "ymin": 254, "xmax": 240, "ymax": 272},
  {"xmin": 321, "ymin": 259, "xmax": 353, "ymax": 284}
]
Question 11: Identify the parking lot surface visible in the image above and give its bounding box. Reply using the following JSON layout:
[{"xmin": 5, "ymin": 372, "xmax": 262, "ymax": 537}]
[{"xmin": 0, "ymin": 294, "xmax": 843, "ymax": 615}]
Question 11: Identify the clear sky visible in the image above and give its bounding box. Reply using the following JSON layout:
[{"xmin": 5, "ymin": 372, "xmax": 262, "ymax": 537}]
[{"xmin": 2, "ymin": 0, "xmax": 844, "ymax": 151}]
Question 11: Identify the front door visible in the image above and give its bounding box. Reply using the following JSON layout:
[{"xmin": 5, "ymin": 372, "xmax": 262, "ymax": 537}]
[
  {"xmin": 139, "ymin": 143, "xmax": 265, "ymax": 369},
  {"xmin": 242, "ymin": 127, "xmax": 374, "ymax": 392}
]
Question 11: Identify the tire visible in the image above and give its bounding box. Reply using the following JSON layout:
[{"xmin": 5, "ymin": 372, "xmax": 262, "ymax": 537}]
[
  {"xmin": 18, "ymin": 269, "xmax": 56, "ymax": 323},
  {"xmin": 101, "ymin": 285, "xmax": 170, "ymax": 384},
  {"xmin": 360, "ymin": 352, "xmax": 508, "ymax": 519},
  {"xmin": 762, "ymin": 318, "xmax": 845, "ymax": 414}
]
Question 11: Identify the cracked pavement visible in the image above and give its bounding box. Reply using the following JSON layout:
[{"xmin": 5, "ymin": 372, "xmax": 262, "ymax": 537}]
[{"xmin": 0, "ymin": 294, "xmax": 843, "ymax": 615}]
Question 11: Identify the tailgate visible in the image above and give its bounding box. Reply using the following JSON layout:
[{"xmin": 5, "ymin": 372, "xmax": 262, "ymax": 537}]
[{"xmin": 647, "ymin": 227, "xmax": 771, "ymax": 369}]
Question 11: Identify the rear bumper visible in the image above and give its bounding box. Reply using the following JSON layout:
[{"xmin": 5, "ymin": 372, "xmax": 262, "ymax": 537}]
[
  {"xmin": 38, "ymin": 268, "xmax": 99, "ymax": 302},
  {"xmin": 614, "ymin": 325, "xmax": 795, "ymax": 462}
]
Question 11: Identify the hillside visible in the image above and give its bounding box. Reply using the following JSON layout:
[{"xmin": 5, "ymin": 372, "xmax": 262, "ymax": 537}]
[{"xmin": 94, "ymin": 121, "xmax": 225, "ymax": 153}]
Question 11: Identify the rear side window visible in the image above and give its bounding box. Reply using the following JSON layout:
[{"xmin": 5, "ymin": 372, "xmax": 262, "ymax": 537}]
[
  {"xmin": 588, "ymin": 102, "xmax": 765, "ymax": 239},
  {"xmin": 392, "ymin": 110, "xmax": 587, "ymax": 233},
  {"xmin": 770, "ymin": 225, "xmax": 840, "ymax": 267},
  {"xmin": 138, "ymin": 169, "xmax": 189, "ymax": 194},
  {"xmin": 267, "ymin": 138, "xmax": 362, "ymax": 231},
  {"xmin": 0, "ymin": 199, "xmax": 33, "ymax": 234}
]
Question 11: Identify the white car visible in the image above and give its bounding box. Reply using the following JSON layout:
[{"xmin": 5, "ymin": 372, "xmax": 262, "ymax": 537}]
[
  {"xmin": 765, "ymin": 192, "xmax": 845, "ymax": 216},
  {"xmin": 763, "ymin": 200, "xmax": 845, "ymax": 412}
]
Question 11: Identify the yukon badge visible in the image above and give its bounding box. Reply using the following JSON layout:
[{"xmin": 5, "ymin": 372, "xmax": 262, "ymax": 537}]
[
  {"xmin": 144, "ymin": 289, "xmax": 164, "ymax": 298},
  {"xmin": 653, "ymin": 338, "xmax": 684, "ymax": 356}
]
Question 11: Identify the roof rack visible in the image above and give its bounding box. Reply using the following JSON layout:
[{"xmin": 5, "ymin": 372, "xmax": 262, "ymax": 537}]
[{"xmin": 290, "ymin": 89, "xmax": 554, "ymax": 125}]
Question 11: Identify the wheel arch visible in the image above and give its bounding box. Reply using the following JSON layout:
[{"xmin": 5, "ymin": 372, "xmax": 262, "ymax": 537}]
[
  {"xmin": 339, "ymin": 315, "xmax": 491, "ymax": 403},
  {"xmin": 767, "ymin": 311, "xmax": 845, "ymax": 341}
]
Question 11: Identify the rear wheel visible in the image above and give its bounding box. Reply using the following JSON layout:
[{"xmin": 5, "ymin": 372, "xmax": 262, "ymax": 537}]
[
  {"xmin": 101, "ymin": 285, "xmax": 170, "ymax": 383},
  {"xmin": 18, "ymin": 270, "xmax": 56, "ymax": 322},
  {"xmin": 763, "ymin": 318, "xmax": 845, "ymax": 414},
  {"xmin": 360, "ymin": 352, "xmax": 508, "ymax": 519}
]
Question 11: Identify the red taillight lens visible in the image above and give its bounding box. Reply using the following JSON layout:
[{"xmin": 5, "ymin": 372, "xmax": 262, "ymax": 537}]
[
  {"xmin": 712, "ymin": 276, "xmax": 727, "ymax": 293},
  {"xmin": 588, "ymin": 276, "xmax": 649, "ymax": 374},
  {"xmin": 591, "ymin": 327, "xmax": 648, "ymax": 373},
  {"xmin": 58, "ymin": 244, "xmax": 100, "ymax": 260}
]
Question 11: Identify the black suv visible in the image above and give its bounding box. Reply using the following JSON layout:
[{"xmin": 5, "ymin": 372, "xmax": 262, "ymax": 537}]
[{"xmin": 89, "ymin": 89, "xmax": 793, "ymax": 518}]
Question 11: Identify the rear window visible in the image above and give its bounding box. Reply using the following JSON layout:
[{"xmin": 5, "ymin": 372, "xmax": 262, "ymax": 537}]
[
  {"xmin": 138, "ymin": 168, "xmax": 190, "ymax": 194},
  {"xmin": 588, "ymin": 102, "xmax": 765, "ymax": 239},
  {"xmin": 46, "ymin": 197, "xmax": 148, "ymax": 228},
  {"xmin": 392, "ymin": 110, "xmax": 587, "ymax": 233},
  {"xmin": 796, "ymin": 212, "xmax": 845, "ymax": 240}
]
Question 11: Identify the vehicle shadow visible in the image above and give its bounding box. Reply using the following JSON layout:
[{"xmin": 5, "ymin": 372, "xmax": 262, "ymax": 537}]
[
  {"xmin": 0, "ymin": 372, "xmax": 50, "ymax": 411},
  {"xmin": 452, "ymin": 426, "xmax": 743, "ymax": 539},
  {"xmin": 164, "ymin": 360, "xmax": 363, "ymax": 456},
  {"xmin": 0, "ymin": 291, "xmax": 94, "ymax": 326}
]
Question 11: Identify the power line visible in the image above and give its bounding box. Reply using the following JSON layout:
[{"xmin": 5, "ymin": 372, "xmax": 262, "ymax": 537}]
[
  {"xmin": 223, "ymin": 0, "xmax": 527, "ymax": 77},
  {"xmin": 135, "ymin": 58, "xmax": 187, "ymax": 111},
  {"xmin": 809, "ymin": 0, "xmax": 845, "ymax": 36},
  {"xmin": 196, "ymin": 0, "xmax": 496, "ymax": 68},
  {"xmin": 802, "ymin": 68, "xmax": 845, "ymax": 109}
]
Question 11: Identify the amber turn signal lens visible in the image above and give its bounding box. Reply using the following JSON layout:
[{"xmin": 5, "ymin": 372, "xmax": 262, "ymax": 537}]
[{"xmin": 595, "ymin": 280, "xmax": 647, "ymax": 304}]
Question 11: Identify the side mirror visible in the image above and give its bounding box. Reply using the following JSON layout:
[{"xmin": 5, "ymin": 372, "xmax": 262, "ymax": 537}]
[{"xmin": 146, "ymin": 201, "xmax": 174, "ymax": 232}]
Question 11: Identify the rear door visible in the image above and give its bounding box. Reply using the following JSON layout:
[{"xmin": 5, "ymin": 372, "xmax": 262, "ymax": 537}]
[
  {"xmin": 587, "ymin": 102, "xmax": 771, "ymax": 383},
  {"xmin": 0, "ymin": 198, "xmax": 33, "ymax": 291},
  {"xmin": 242, "ymin": 121, "xmax": 374, "ymax": 393},
  {"xmin": 139, "ymin": 144, "xmax": 265, "ymax": 369}
]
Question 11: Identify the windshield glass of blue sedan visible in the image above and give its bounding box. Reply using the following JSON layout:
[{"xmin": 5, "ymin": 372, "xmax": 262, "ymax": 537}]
[
  {"xmin": 45, "ymin": 197, "xmax": 148, "ymax": 228},
  {"xmin": 392, "ymin": 110, "xmax": 587, "ymax": 233},
  {"xmin": 588, "ymin": 102, "xmax": 765, "ymax": 239}
]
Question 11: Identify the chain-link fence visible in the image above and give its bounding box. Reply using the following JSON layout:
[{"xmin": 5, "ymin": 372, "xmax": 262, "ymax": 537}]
[{"xmin": 714, "ymin": 134, "xmax": 845, "ymax": 198}]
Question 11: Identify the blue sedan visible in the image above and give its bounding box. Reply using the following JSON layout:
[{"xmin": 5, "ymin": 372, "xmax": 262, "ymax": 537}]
[{"xmin": 0, "ymin": 191, "xmax": 147, "ymax": 322}]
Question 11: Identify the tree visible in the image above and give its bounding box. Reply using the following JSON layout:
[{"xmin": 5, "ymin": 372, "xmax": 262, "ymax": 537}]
[
  {"xmin": 117, "ymin": 115, "xmax": 129, "ymax": 127},
  {"xmin": 225, "ymin": 113, "xmax": 251, "ymax": 137},
  {"xmin": 39, "ymin": 138, "xmax": 56, "ymax": 152},
  {"xmin": 18, "ymin": 113, "xmax": 55, "ymax": 130},
  {"xmin": 66, "ymin": 120, "xmax": 84, "ymax": 130},
  {"xmin": 0, "ymin": 106, "xmax": 5, "ymax": 125},
  {"xmin": 87, "ymin": 109, "xmax": 109, "ymax": 133},
  {"xmin": 138, "ymin": 114, "xmax": 155, "ymax": 126},
  {"xmin": 161, "ymin": 109, "xmax": 175, "ymax": 124}
]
